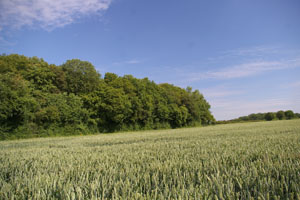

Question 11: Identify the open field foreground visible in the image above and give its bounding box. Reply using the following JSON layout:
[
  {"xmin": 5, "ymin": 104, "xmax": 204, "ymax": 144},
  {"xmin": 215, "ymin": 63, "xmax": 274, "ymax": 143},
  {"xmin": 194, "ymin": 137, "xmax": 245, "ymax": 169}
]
[{"xmin": 1, "ymin": 120, "xmax": 300, "ymax": 199}]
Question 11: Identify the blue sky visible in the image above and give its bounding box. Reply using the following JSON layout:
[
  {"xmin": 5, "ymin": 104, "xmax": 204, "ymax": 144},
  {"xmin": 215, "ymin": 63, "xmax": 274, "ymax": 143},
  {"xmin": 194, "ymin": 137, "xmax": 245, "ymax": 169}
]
[{"xmin": 1, "ymin": 0, "xmax": 300, "ymax": 120}]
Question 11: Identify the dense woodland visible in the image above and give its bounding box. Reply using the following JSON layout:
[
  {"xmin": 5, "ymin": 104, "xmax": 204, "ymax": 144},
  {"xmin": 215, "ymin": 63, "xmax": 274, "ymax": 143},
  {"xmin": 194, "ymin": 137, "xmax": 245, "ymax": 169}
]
[
  {"xmin": 217, "ymin": 110, "xmax": 300, "ymax": 124},
  {"xmin": 0, "ymin": 54, "xmax": 215, "ymax": 139}
]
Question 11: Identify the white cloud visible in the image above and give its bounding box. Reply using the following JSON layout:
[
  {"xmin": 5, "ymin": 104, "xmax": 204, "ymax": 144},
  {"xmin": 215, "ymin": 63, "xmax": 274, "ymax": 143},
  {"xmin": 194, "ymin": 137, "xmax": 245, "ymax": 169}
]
[
  {"xmin": 282, "ymin": 81, "xmax": 300, "ymax": 89},
  {"xmin": 184, "ymin": 58, "xmax": 300, "ymax": 81},
  {"xmin": 0, "ymin": 0, "xmax": 112, "ymax": 31},
  {"xmin": 112, "ymin": 59, "xmax": 141, "ymax": 66},
  {"xmin": 222, "ymin": 46, "xmax": 281, "ymax": 57},
  {"xmin": 125, "ymin": 59, "xmax": 141, "ymax": 64},
  {"xmin": 206, "ymin": 46, "xmax": 279, "ymax": 63},
  {"xmin": 0, "ymin": 36, "xmax": 16, "ymax": 46},
  {"xmin": 168, "ymin": 46, "xmax": 300, "ymax": 120},
  {"xmin": 208, "ymin": 61, "xmax": 284, "ymax": 79},
  {"xmin": 200, "ymin": 86, "xmax": 243, "ymax": 98},
  {"xmin": 211, "ymin": 98, "xmax": 300, "ymax": 120}
]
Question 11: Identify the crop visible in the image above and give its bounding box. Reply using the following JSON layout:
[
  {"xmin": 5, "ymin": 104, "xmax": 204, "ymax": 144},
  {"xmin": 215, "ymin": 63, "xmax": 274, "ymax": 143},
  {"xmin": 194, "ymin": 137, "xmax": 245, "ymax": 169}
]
[{"xmin": 1, "ymin": 120, "xmax": 300, "ymax": 199}]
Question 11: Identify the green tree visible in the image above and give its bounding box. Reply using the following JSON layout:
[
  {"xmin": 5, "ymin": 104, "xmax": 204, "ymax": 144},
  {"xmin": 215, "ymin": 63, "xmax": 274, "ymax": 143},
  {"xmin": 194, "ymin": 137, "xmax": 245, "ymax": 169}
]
[
  {"xmin": 0, "ymin": 54, "xmax": 217, "ymax": 139},
  {"xmin": 284, "ymin": 110, "xmax": 295, "ymax": 120},
  {"xmin": 276, "ymin": 110, "xmax": 285, "ymax": 120},
  {"xmin": 0, "ymin": 54, "xmax": 65, "ymax": 93},
  {"xmin": 0, "ymin": 73, "xmax": 37, "ymax": 136},
  {"xmin": 190, "ymin": 89, "xmax": 215, "ymax": 125},
  {"xmin": 61, "ymin": 59, "xmax": 101, "ymax": 94},
  {"xmin": 104, "ymin": 72, "xmax": 118, "ymax": 84},
  {"xmin": 265, "ymin": 112, "xmax": 276, "ymax": 121},
  {"xmin": 34, "ymin": 92, "xmax": 92, "ymax": 134}
]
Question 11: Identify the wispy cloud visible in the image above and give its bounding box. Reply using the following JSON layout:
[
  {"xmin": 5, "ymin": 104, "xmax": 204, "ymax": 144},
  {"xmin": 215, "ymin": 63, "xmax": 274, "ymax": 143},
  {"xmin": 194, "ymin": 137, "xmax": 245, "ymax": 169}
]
[
  {"xmin": 207, "ymin": 45, "xmax": 300, "ymax": 65},
  {"xmin": 112, "ymin": 59, "xmax": 142, "ymax": 66},
  {"xmin": 281, "ymin": 81, "xmax": 300, "ymax": 89},
  {"xmin": 0, "ymin": 36, "xmax": 16, "ymax": 47},
  {"xmin": 173, "ymin": 46, "xmax": 300, "ymax": 120},
  {"xmin": 222, "ymin": 45, "xmax": 281, "ymax": 57},
  {"xmin": 125, "ymin": 59, "xmax": 141, "ymax": 64},
  {"xmin": 183, "ymin": 58, "xmax": 300, "ymax": 81},
  {"xmin": 0, "ymin": 0, "xmax": 112, "ymax": 31},
  {"xmin": 211, "ymin": 97, "xmax": 299, "ymax": 120},
  {"xmin": 200, "ymin": 86, "xmax": 244, "ymax": 98}
]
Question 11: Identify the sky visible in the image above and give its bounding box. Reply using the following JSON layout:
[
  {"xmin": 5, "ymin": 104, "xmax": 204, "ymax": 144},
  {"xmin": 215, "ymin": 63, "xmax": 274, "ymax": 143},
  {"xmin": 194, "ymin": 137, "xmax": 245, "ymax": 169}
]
[{"xmin": 1, "ymin": 0, "xmax": 300, "ymax": 120}]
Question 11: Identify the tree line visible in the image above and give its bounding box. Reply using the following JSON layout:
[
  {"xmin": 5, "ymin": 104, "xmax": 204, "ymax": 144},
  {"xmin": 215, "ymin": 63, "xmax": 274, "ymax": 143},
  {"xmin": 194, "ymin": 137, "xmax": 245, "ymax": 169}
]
[
  {"xmin": 217, "ymin": 110, "xmax": 300, "ymax": 124},
  {"xmin": 0, "ymin": 54, "xmax": 215, "ymax": 139}
]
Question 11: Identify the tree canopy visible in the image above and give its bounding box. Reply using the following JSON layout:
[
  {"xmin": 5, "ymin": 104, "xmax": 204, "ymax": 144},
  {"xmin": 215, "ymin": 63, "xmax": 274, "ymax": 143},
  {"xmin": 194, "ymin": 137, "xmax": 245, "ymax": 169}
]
[
  {"xmin": 217, "ymin": 110, "xmax": 299, "ymax": 124},
  {"xmin": 0, "ymin": 54, "xmax": 215, "ymax": 139}
]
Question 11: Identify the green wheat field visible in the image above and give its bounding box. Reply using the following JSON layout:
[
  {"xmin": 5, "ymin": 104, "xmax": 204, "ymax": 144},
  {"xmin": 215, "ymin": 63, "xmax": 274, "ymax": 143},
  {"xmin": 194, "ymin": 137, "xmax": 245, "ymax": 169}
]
[{"xmin": 1, "ymin": 120, "xmax": 300, "ymax": 199}]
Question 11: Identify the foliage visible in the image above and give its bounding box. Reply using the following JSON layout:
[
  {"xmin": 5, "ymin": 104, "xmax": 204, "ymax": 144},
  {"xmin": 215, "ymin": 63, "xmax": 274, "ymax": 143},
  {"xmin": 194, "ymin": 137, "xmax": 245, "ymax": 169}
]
[
  {"xmin": 218, "ymin": 110, "xmax": 299, "ymax": 124},
  {"xmin": 0, "ymin": 120, "xmax": 300, "ymax": 199},
  {"xmin": 276, "ymin": 110, "xmax": 285, "ymax": 120},
  {"xmin": 285, "ymin": 110, "xmax": 295, "ymax": 120},
  {"xmin": 265, "ymin": 112, "xmax": 276, "ymax": 121},
  {"xmin": 0, "ymin": 54, "xmax": 214, "ymax": 139},
  {"xmin": 0, "ymin": 73, "xmax": 37, "ymax": 134},
  {"xmin": 61, "ymin": 59, "xmax": 101, "ymax": 95}
]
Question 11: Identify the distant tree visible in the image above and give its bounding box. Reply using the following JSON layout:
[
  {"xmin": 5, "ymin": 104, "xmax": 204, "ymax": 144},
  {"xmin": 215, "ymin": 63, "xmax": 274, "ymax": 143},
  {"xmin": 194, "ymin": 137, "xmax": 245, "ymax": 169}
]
[
  {"xmin": 284, "ymin": 110, "xmax": 295, "ymax": 120},
  {"xmin": 276, "ymin": 110, "xmax": 285, "ymax": 120},
  {"xmin": 238, "ymin": 116, "xmax": 249, "ymax": 121},
  {"xmin": 256, "ymin": 113, "xmax": 266, "ymax": 121},
  {"xmin": 265, "ymin": 112, "xmax": 276, "ymax": 121},
  {"xmin": 246, "ymin": 113, "xmax": 264, "ymax": 121}
]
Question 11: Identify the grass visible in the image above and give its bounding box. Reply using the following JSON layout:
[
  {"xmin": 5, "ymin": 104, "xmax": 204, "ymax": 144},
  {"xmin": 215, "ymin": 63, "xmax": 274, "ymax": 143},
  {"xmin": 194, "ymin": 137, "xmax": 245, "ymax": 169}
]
[{"xmin": 0, "ymin": 119, "xmax": 300, "ymax": 199}]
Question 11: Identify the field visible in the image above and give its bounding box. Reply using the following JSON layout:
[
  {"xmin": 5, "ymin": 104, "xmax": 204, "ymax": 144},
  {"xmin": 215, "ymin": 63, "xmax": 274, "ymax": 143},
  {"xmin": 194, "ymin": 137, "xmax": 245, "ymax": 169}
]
[{"xmin": 1, "ymin": 120, "xmax": 300, "ymax": 199}]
